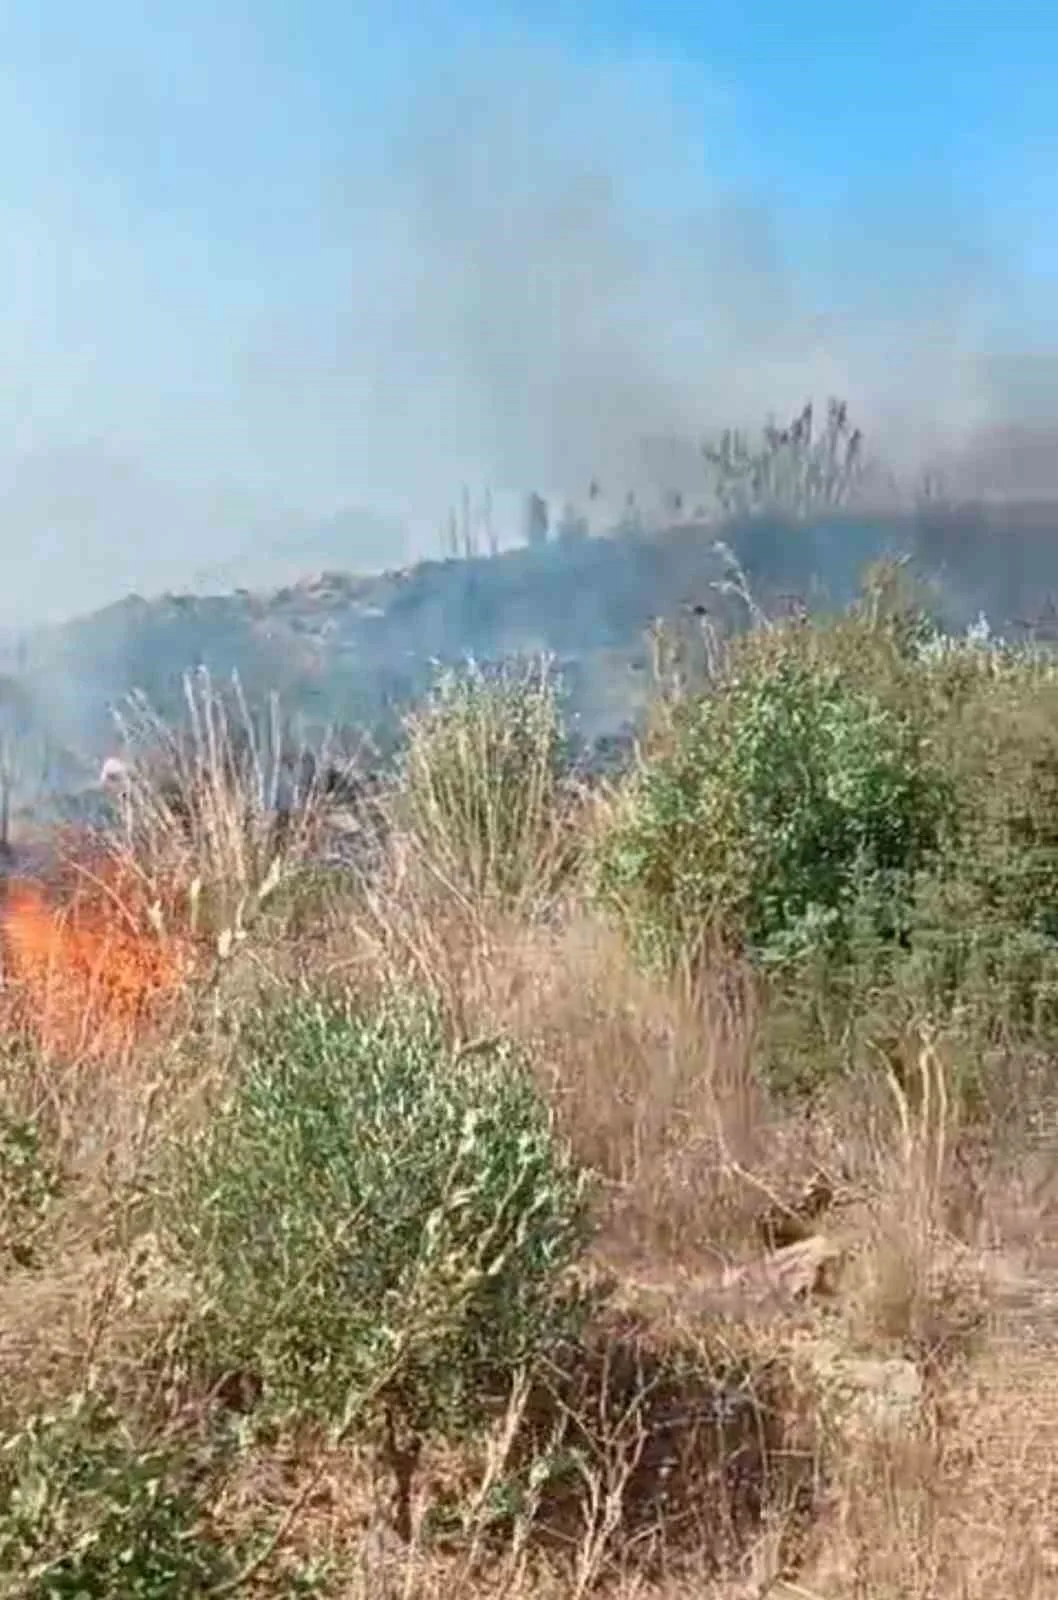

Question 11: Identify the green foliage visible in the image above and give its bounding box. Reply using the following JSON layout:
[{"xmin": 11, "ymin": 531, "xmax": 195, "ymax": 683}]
[
  {"xmin": 0, "ymin": 1395, "xmax": 233, "ymax": 1599},
  {"xmin": 596, "ymin": 583, "xmax": 1058, "ymax": 1088},
  {"xmin": 163, "ymin": 994, "xmax": 591, "ymax": 1437},
  {"xmin": 0, "ymin": 1108, "xmax": 61, "ymax": 1271},
  {"xmin": 596, "ymin": 635, "xmax": 952, "ymax": 971},
  {"xmin": 894, "ymin": 633, "xmax": 1058, "ymax": 1039},
  {"xmin": 399, "ymin": 658, "xmax": 574, "ymax": 907}
]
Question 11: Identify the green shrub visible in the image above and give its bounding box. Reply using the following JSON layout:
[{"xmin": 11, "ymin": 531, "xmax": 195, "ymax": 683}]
[
  {"xmin": 0, "ymin": 1395, "xmax": 233, "ymax": 1599},
  {"xmin": 599, "ymin": 584, "xmax": 1058, "ymax": 1090},
  {"xmin": 596, "ymin": 637, "xmax": 953, "ymax": 972},
  {"xmin": 399, "ymin": 658, "xmax": 573, "ymax": 907},
  {"xmin": 896, "ymin": 635, "xmax": 1058, "ymax": 1036},
  {"xmin": 0, "ymin": 1107, "xmax": 60, "ymax": 1271},
  {"xmin": 750, "ymin": 623, "xmax": 1058, "ymax": 1086},
  {"xmin": 163, "ymin": 994, "xmax": 591, "ymax": 1437}
]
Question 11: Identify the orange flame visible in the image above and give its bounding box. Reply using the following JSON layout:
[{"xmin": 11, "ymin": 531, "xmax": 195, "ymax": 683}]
[{"xmin": 2, "ymin": 848, "xmax": 192, "ymax": 1059}]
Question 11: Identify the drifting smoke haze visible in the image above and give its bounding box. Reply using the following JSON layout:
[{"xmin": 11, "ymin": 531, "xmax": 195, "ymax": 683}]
[{"xmin": 0, "ymin": 5, "xmax": 1055, "ymax": 625}]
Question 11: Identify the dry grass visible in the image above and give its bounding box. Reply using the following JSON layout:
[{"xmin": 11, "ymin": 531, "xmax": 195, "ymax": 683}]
[{"xmin": 2, "ymin": 674, "xmax": 1058, "ymax": 1597}]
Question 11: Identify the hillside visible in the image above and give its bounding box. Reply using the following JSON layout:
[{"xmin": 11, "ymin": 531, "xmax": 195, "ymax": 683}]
[
  {"xmin": 14, "ymin": 500, "xmax": 1058, "ymax": 796},
  {"xmin": 20, "ymin": 523, "xmax": 740, "ymax": 760}
]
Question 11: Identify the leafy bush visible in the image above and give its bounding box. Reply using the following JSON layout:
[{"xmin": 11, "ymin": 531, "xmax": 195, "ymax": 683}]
[
  {"xmin": 0, "ymin": 1107, "xmax": 60, "ymax": 1271},
  {"xmin": 163, "ymin": 994, "xmax": 591, "ymax": 1436},
  {"xmin": 738, "ymin": 619, "xmax": 1058, "ymax": 1086},
  {"xmin": 399, "ymin": 658, "xmax": 573, "ymax": 908},
  {"xmin": 596, "ymin": 638, "xmax": 953, "ymax": 971},
  {"xmin": 0, "ymin": 1395, "xmax": 233, "ymax": 1599},
  {"xmin": 893, "ymin": 632, "xmax": 1058, "ymax": 1036}
]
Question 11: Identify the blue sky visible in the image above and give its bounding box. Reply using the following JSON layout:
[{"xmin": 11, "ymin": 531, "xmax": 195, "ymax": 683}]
[{"xmin": 0, "ymin": 1, "xmax": 1056, "ymax": 618}]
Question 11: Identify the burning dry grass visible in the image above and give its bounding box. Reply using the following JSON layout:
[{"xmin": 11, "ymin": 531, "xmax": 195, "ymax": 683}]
[
  {"xmin": 106, "ymin": 669, "xmax": 366, "ymax": 917},
  {"xmin": 0, "ymin": 672, "xmax": 368, "ymax": 1068},
  {"xmin": 1, "ymin": 689, "xmax": 1058, "ymax": 1593},
  {"xmin": 0, "ymin": 850, "xmax": 194, "ymax": 1063},
  {"xmin": 3, "ymin": 892, "xmax": 1058, "ymax": 1597}
]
